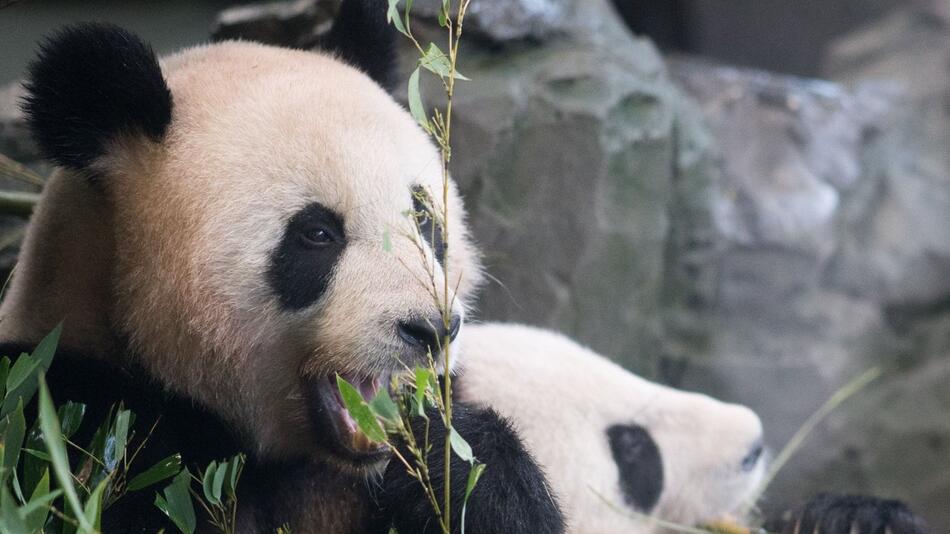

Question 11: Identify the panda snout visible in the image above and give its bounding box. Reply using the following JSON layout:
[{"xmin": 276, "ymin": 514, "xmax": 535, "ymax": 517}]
[{"xmin": 396, "ymin": 313, "xmax": 461, "ymax": 354}]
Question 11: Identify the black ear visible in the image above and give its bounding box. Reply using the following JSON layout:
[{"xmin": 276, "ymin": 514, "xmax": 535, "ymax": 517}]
[
  {"xmin": 318, "ymin": 0, "xmax": 398, "ymax": 91},
  {"xmin": 22, "ymin": 23, "xmax": 173, "ymax": 171}
]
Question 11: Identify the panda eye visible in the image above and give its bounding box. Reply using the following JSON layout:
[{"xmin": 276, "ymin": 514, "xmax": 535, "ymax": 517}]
[{"xmin": 298, "ymin": 227, "xmax": 336, "ymax": 247}]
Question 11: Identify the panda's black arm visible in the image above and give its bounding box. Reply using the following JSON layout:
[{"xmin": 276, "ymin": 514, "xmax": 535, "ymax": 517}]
[
  {"xmin": 764, "ymin": 493, "xmax": 931, "ymax": 534},
  {"xmin": 374, "ymin": 401, "xmax": 566, "ymax": 534}
]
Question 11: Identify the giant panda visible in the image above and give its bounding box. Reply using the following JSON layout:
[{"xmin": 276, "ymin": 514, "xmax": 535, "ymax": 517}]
[
  {"xmin": 0, "ymin": 3, "xmax": 565, "ymax": 533},
  {"xmin": 454, "ymin": 323, "xmax": 931, "ymax": 534}
]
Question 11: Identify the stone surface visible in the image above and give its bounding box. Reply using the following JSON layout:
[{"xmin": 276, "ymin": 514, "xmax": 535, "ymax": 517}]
[
  {"xmin": 210, "ymin": 0, "xmax": 338, "ymax": 47},
  {"xmin": 665, "ymin": 54, "xmax": 950, "ymax": 530},
  {"xmin": 412, "ymin": 0, "xmax": 571, "ymax": 42}
]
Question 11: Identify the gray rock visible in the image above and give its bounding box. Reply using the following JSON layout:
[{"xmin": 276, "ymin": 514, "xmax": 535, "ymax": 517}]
[
  {"xmin": 412, "ymin": 0, "xmax": 571, "ymax": 42},
  {"xmin": 0, "ymin": 81, "xmax": 36, "ymax": 165},
  {"xmin": 210, "ymin": 0, "xmax": 339, "ymax": 48}
]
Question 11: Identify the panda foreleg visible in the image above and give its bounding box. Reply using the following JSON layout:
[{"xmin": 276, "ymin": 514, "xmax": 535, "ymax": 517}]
[
  {"xmin": 375, "ymin": 402, "xmax": 566, "ymax": 534},
  {"xmin": 765, "ymin": 493, "xmax": 930, "ymax": 534}
]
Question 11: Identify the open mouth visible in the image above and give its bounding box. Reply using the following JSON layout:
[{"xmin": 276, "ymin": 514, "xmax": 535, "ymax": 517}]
[{"xmin": 305, "ymin": 371, "xmax": 395, "ymax": 465}]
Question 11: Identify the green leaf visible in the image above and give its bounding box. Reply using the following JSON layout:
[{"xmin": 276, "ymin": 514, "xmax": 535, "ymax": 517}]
[
  {"xmin": 3, "ymin": 354, "xmax": 41, "ymax": 418},
  {"xmin": 37, "ymin": 375, "xmax": 93, "ymax": 532},
  {"xmin": 386, "ymin": 0, "xmax": 408, "ymax": 36},
  {"xmin": 21, "ymin": 449, "xmax": 51, "ymax": 462},
  {"xmin": 154, "ymin": 468, "xmax": 196, "ymax": 534},
  {"xmin": 212, "ymin": 461, "xmax": 228, "ymax": 503},
  {"xmin": 30, "ymin": 323, "xmax": 62, "ymax": 372},
  {"xmin": 112, "ymin": 408, "xmax": 132, "ymax": 464},
  {"xmin": 223, "ymin": 454, "xmax": 244, "ymax": 499},
  {"xmin": 449, "ymin": 428, "xmax": 474, "ymax": 463},
  {"xmin": 420, "ymin": 43, "xmax": 469, "ymax": 81},
  {"xmin": 461, "ymin": 463, "xmax": 486, "ymax": 534},
  {"xmin": 413, "ymin": 368, "xmax": 431, "ymax": 418},
  {"xmin": 335, "ymin": 375, "xmax": 386, "ymax": 443},
  {"xmin": 407, "ymin": 68, "xmax": 430, "ymax": 132},
  {"xmin": 127, "ymin": 454, "xmax": 182, "ymax": 492},
  {"xmin": 22, "ymin": 417, "xmax": 48, "ymax": 494},
  {"xmin": 369, "ymin": 388, "xmax": 400, "ymax": 424},
  {"xmin": 58, "ymin": 402, "xmax": 86, "ymax": 440},
  {"xmin": 0, "ymin": 485, "xmax": 27, "ymax": 534},
  {"xmin": 2, "ymin": 400, "xmax": 26, "ymax": 483},
  {"xmin": 2, "ymin": 325, "xmax": 61, "ymax": 419},
  {"xmin": 382, "ymin": 230, "xmax": 392, "ymax": 252},
  {"xmin": 23, "ymin": 469, "xmax": 54, "ymax": 531},
  {"xmin": 0, "ymin": 357, "xmax": 10, "ymax": 398},
  {"xmin": 201, "ymin": 461, "xmax": 218, "ymax": 506},
  {"xmin": 83, "ymin": 478, "xmax": 108, "ymax": 530}
]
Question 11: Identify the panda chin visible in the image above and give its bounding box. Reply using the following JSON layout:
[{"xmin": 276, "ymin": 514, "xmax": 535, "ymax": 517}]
[{"xmin": 304, "ymin": 372, "xmax": 393, "ymax": 468}]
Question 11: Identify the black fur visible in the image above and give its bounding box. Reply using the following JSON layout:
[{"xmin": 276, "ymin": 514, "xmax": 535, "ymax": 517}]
[
  {"xmin": 268, "ymin": 202, "xmax": 347, "ymax": 310},
  {"xmin": 412, "ymin": 185, "xmax": 446, "ymax": 266},
  {"xmin": 21, "ymin": 23, "xmax": 172, "ymax": 171},
  {"xmin": 318, "ymin": 0, "xmax": 398, "ymax": 91},
  {"xmin": 766, "ymin": 493, "xmax": 931, "ymax": 534},
  {"xmin": 377, "ymin": 403, "xmax": 566, "ymax": 534},
  {"xmin": 606, "ymin": 423, "xmax": 663, "ymax": 512}
]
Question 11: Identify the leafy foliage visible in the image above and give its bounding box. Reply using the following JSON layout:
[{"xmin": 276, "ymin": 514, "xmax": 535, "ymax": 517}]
[{"xmin": 0, "ymin": 327, "xmax": 243, "ymax": 534}]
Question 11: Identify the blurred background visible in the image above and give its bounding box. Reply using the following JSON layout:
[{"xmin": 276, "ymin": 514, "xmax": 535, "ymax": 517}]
[{"xmin": 2, "ymin": 0, "xmax": 949, "ymax": 529}]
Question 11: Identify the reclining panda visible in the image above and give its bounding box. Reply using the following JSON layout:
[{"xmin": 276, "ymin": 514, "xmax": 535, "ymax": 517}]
[
  {"xmin": 0, "ymin": 3, "xmax": 564, "ymax": 532},
  {"xmin": 455, "ymin": 323, "xmax": 932, "ymax": 534}
]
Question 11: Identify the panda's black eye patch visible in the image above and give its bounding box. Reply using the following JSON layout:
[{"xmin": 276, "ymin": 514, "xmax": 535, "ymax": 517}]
[
  {"xmin": 410, "ymin": 185, "xmax": 445, "ymax": 265},
  {"xmin": 607, "ymin": 423, "xmax": 663, "ymax": 513},
  {"xmin": 269, "ymin": 203, "xmax": 346, "ymax": 311}
]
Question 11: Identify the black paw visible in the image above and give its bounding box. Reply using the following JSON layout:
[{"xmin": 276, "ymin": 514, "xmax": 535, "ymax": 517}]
[
  {"xmin": 766, "ymin": 493, "xmax": 930, "ymax": 534},
  {"xmin": 376, "ymin": 403, "xmax": 565, "ymax": 534}
]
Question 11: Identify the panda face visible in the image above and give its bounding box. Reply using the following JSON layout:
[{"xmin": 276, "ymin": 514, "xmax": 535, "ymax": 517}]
[
  {"xmin": 15, "ymin": 25, "xmax": 481, "ymax": 466},
  {"xmin": 112, "ymin": 43, "xmax": 481, "ymax": 463},
  {"xmin": 457, "ymin": 324, "xmax": 766, "ymax": 533}
]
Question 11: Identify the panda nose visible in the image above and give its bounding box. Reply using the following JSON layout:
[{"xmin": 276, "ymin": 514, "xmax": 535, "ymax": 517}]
[{"xmin": 397, "ymin": 314, "xmax": 461, "ymax": 352}]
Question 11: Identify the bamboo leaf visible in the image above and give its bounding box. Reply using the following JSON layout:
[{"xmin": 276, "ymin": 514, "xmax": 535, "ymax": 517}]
[
  {"xmin": 83, "ymin": 478, "xmax": 108, "ymax": 530},
  {"xmin": 449, "ymin": 428, "xmax": 474, "ymax": 463},
  {"xmin": 224, "ymin": 454, "xmax": 244, "ymax": 499},
  {"xmin": 0, "ymin": 485, "xmax": 27, "ymax": 534},
  {"xmin": 461, "ymin": 463, "xmax": 486, "ymax": 534},
  {"xmin": 127, "ymin": 454, "xmax": 182, "ymax": 492},
  {"xmin": 386, "ymin": 0, "xmax": 408, "ymax": 36},
  {"xmin": 212, "ymin": 461, "xmax": 227, "ymax": 503},
  {"xmin": 37, "ymin": 375, "xmax": 93, "ymax": 531},
  {"xmin": 201, "ymin": 461, "xmax": 218, "ymax": 506},
  {"xmin": 420, "ymin": 43, "xmax": 469, "ymax": 81},
  {"xmin": 154, "ymin": 468, "xmax": 196, "ymax": 534},
  {"xmin": 1, "ymin": 400, "xmax": 26, "ymax": 482},
  {"xmin": 23, "ymin": 470, "xmax": 59, "ymax": 530},
  {"xmin": 407, "ymin": 68, "xmax": 430, "ymax": 132},
  {"xmin": 335, "ymin": 375, "xmax": 386, "ymax": 443},
  {"xmin": 369, "ymin": 388, "xmax": 399, "ymax": 424},
  {"xmin": 58, "ymin": 401, "xmax": 86, "ymax": 440},
  {"xmin": 112, "ymin": 408, "xmax": 132, "ymax": 465},
  {"xmin": 3, "ymin": 324, "xmax": 62, "ymax": 418}
]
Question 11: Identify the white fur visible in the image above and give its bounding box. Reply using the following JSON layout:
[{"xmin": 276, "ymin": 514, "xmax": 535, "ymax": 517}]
[{"xmin": 457, "ymin": 324, "xmax": 765, "ymax": 534}]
